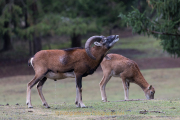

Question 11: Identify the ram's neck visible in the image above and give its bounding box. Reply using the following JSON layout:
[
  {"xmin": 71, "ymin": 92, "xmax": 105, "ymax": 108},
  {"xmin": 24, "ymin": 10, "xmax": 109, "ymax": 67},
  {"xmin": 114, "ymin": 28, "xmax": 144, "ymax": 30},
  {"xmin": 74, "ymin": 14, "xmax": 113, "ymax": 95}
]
[{"xmin": 90, "ymin": 46, "xmax": 107, "ymax": 61}]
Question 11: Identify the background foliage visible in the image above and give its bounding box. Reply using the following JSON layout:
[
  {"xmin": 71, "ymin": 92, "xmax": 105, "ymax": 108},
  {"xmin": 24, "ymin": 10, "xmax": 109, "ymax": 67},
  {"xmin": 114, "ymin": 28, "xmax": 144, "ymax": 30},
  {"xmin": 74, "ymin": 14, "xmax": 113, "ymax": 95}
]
[
  {"xmin": 0, "ymin": 0, "xmax": 148, "ymax": 55},
  {"xmin": 119, "ymin": 0, "xmax": 180, "ymax": 57},
  {"xmin": 1, "ymin": 0, "xmax": 180, "ymax": 57}
]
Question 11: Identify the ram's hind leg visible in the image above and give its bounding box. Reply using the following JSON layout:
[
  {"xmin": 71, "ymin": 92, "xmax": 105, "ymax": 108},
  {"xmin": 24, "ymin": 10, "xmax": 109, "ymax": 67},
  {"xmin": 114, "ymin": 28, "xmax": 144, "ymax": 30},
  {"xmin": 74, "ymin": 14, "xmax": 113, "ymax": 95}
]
[
  {"xmin": 26, "ymin": 76, "xmax": 40, "ymax": 108},
  {"xmin": 26, "ymin": 70, "xmax": 47, "ymax": 108},
  {"xmin": 37, "ymin": 77, "xmax": 50, "ymax": 108}
]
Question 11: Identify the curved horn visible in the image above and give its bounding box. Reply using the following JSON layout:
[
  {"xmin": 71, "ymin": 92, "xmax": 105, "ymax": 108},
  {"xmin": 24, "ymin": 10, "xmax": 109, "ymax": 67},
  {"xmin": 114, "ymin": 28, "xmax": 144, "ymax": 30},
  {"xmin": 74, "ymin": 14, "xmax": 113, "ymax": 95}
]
[{"xmin": 85, "ymin": 36, "xmax": 103, "ymax": 60}]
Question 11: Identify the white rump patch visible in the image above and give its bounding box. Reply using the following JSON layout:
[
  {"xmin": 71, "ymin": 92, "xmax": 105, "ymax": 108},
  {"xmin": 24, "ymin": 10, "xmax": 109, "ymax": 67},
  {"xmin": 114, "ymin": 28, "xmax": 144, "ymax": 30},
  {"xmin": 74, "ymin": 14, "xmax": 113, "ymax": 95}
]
[{"xmin": 30, "ymin": 58, "xmax": 34, "ymax": 68}]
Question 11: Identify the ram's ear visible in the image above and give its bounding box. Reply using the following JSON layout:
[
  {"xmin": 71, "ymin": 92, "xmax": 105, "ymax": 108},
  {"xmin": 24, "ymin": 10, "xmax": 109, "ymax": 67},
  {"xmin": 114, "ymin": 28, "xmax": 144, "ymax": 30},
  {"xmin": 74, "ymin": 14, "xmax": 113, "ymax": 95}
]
[{"xmin": 94, "ymin": 42, "xmax": 102, "ymax": 46}]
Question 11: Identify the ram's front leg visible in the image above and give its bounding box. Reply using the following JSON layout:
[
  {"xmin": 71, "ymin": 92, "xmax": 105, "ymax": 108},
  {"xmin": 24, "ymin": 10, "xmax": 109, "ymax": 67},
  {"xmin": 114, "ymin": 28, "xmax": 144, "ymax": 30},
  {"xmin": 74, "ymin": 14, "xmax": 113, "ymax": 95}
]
[
  {"xmin": 75, "ymin": 74, "xmax": 86, "ymax": 108},
  {"xmin": 75, "ymin": 86, "xmax": 79, "ymax": 105}
]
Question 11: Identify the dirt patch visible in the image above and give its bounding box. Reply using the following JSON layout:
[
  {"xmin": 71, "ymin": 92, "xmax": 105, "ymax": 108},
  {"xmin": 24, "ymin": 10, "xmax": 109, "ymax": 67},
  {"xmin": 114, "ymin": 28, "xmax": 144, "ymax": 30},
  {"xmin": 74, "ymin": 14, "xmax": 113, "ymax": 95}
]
[
  {"xmin": 0, "ymin": 59, "xmax": 34, "ymax": 78},
  {"xmin": 134, "ymin": 57, "xmax": 180, "ymax": 70}
]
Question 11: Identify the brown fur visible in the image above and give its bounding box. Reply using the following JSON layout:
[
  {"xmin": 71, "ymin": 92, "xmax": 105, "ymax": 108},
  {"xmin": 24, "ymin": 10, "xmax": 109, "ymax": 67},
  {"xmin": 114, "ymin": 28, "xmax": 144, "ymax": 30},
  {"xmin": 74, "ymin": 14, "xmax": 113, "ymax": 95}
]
[
  {"xmin": 26, "ymin": 35, "xmax": 119, "ymax": 108},
  {"xmin": 99, "ymin": 54, "xmax": 155, "ymax": 102}
]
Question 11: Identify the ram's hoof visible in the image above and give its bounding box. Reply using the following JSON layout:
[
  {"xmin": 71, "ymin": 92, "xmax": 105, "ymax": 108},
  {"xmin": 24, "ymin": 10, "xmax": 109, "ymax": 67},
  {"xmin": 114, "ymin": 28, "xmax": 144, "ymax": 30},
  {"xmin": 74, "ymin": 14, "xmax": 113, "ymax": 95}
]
[
  {"xmin": 81, "ymin": 105, "xmax": 87, "ymax": 108},
  {"xmin": 43, "ymin": 103, "xmax": 50, "ymax": 108}
]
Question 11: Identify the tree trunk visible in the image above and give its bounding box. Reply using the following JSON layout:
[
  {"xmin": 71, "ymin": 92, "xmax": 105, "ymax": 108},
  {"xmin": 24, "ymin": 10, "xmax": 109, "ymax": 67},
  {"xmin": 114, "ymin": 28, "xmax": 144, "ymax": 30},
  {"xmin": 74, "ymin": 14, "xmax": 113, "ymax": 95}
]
[
  {"xmin": 23, "ymin": 0, "xmax": 32, "ymax": 56},
  {"xmin": 138, "ymin": 0, "xmax": 142, "ymax": 13},
  {"xmin": 71, "ymin": 33, "xmax": 82, "ymax": 47},
  {"xmin": 33, "ymin": 36, "xmax": 42, "ymax": 54},
  {"xmin": 1, "ymin": 0, "xmax": 13, "ymax": 52},
  {"xmin": 2, "ymin": 22, "xmax": 13, "ymax": 52},
  {"xmin": 29, "ymin": 40, "xmax": 32, "ymax": 56},
  {"xmin": 31, "ymin": 1, "xmax": 42, "ymax": 54}
]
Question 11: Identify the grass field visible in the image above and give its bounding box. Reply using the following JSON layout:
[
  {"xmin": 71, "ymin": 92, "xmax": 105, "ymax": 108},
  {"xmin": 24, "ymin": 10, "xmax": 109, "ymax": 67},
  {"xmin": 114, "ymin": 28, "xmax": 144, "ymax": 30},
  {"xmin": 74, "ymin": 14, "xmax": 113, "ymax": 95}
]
[
  {"xmin": 1, "ymin": 68, "xmax": 180, "ymax": 119},
  {"xmin": 1, "ymin": 100, "xmax": 180, "ymax": 120},
  {"xmin": 0, "ymin": 35, "xmax": 179, "ymax": 119}
]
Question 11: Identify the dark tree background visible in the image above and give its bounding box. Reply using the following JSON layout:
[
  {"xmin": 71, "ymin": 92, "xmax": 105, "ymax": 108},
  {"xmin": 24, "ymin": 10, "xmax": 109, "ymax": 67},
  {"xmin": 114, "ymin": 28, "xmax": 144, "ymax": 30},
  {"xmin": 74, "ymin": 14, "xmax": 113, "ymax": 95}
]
[
  {"xmin": 119, "ymin": 0, "xmax": 180, "ymax": 57},
  {"xmin": 0, "ymin": 0, "xmax": 150, "ymax": 55}
]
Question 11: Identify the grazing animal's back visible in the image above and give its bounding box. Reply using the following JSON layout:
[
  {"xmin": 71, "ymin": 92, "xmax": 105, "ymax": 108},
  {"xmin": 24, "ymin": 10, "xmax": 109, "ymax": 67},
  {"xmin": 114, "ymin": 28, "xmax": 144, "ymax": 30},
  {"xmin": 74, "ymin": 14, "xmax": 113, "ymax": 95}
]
[{"xmin": 101, "ymin": 54, "xmax": 138, "ymax": 78}]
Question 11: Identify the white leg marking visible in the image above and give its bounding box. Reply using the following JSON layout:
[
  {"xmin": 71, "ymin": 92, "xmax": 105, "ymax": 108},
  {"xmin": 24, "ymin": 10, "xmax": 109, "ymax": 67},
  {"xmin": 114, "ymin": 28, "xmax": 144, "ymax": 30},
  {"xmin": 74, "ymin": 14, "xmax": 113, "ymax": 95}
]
[{"xmin": 122, "ymin": 80, "xmax": 128, "ymax": 100}]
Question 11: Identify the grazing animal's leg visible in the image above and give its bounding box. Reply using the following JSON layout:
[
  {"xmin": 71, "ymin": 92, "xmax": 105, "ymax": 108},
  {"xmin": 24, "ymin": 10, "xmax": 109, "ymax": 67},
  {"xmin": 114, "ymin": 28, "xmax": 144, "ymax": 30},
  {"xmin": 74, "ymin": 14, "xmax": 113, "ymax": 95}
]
[
  {"xmin": 26, "ymin": 70, "xmax": 47, "ymax": 108},
  {"xmin": 99, "ymin": 71, "xmax": 112, "ymax": 102},
  {"xmin": 121, "ymin": 75, "xmax": 129, "ymax": 100},
  {"xmin": 125, "ymin": 81, "xmax": 130, "ymax": 100},
  {"xmin": 75, "ymin": 74, "xmax": 86, "ymax": 108},
  {"xmin": 37, "ymin": 77, "xmax": 50, "ymax": 108}
]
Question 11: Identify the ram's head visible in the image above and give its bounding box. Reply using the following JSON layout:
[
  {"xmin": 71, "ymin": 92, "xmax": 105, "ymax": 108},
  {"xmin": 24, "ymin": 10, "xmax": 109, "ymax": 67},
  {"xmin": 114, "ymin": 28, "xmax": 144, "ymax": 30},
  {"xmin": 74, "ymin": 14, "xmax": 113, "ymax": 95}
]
[{"xmin": 85, "ymin": 35, "xmax": 119, "ymax": 60}]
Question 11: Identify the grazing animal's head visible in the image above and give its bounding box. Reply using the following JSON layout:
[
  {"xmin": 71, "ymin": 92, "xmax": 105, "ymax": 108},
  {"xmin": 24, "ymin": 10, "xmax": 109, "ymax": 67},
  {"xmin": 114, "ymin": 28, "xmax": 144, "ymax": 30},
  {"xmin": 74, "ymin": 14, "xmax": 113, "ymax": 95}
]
[
  {"xmin": 144, "ymin": 85, "xmax": 155, "ymax": 99},
  {"xmin": 85, "ymin": 35, "xmax": 119, "ymax": 60}
]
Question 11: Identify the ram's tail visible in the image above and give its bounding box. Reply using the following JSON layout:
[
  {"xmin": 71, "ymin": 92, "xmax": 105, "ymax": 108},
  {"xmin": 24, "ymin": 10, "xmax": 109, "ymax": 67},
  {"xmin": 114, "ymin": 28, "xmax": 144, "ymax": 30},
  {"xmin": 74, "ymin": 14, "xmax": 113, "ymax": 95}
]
[{"xmin": 28, "ymin": 57, "xmax": 34, "ymax": 67}]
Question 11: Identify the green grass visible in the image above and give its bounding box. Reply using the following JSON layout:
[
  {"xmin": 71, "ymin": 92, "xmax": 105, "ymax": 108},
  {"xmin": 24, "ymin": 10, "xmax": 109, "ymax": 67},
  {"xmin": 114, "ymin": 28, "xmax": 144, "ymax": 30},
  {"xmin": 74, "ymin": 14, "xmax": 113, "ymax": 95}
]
[
  {"xmin": 1, "ymin": 68, "xmax": 180, "ymax": 119},
  {"xmin": 111, "ymin": 35, "xmax": 169, "ymax": 58},
  {"xmin": 114, "ymin": 36, "xmax": 161, "ymax": 50},
  {"xmin": 1, "ymin": 100, "xmax": 180, "ymax": 120}
]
